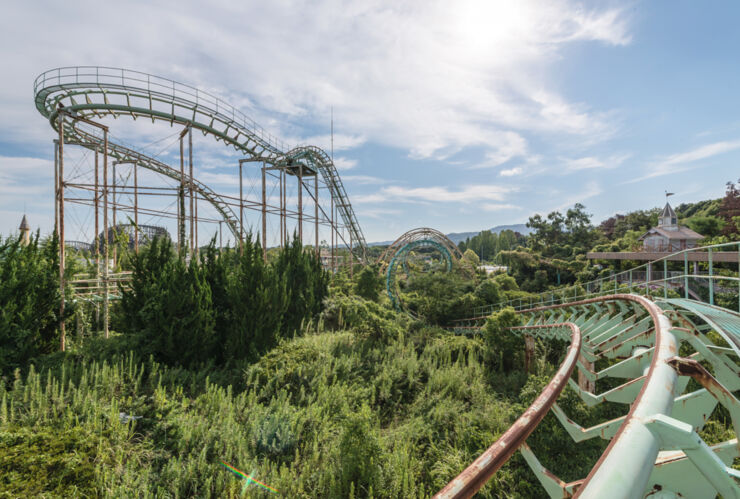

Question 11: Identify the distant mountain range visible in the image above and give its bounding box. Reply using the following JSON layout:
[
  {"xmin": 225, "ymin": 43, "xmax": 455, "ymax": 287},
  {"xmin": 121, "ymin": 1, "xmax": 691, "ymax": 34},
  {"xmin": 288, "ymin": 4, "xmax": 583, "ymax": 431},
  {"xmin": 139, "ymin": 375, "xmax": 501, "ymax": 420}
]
[{"xmin": 368, "ymin": 224, "xmax": 532, "ymax": 247}]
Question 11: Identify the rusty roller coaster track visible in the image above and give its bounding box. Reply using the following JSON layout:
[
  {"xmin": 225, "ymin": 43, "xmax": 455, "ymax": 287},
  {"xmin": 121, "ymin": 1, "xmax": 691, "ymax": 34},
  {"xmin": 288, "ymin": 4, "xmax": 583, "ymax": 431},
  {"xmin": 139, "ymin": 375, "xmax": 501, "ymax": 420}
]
[{"xmin": 438, "ymin": 290, "xmax": 740, "ymax": 498}]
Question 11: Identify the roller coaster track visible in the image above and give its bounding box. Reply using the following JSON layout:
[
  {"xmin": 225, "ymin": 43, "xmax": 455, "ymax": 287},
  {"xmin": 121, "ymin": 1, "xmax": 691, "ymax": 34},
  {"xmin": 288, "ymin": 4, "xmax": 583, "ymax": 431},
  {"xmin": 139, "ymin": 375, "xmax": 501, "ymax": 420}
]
[
  {"xmin": 378, "ymin": 228, "xmax": 471, "ymax": 311},
  {"xmin": 34, "ymin": 66, "xmax": 366, "ymax": 256},
  {"xmin": 439, "ymin": 293, "xmax": 740, "ymax": 498}
]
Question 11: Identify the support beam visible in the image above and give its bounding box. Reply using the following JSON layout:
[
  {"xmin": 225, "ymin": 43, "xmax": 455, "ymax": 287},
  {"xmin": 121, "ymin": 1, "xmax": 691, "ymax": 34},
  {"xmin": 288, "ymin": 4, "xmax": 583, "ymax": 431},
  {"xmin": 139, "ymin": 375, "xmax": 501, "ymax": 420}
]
[
  {"xmin": 112, "ymin": 162, "xmax": 117, "ymax": 267},
  {"xmin": 298, "ymin": 164, "xmax": 303, "ymax": 242},
  {"xmin": 178, "ymin": 129, "xmax": 186, "ymax": 253},
  {"xmin": 315, "ymin": 174, "xmax": 319, "ymax": 257},
  {"xmin": 189, "ymin": 127, "xmax": 194, "ymax": 255},
  {"xmin": 54, "ymin": 139, "xmax": 58, "ymax": 236},
  {"xmin": 103, "ymin": 129, "xmax": 109, "ymax": 339},
  {"xmin": 281, "ymin": 168, "xmax": 286, "ymax": 246},
  {"xmin": 134, "ymin": 163, "xmax": 139, "ymax": 252},
  {"xmin": 57, "ymin": 113, "xmax": 65, "ymax": 351},
  {"xmin": 94, "ymin": 149, "xmax": 99, "ymax": 258},
  {"xmin": 331, "ymin": 194, "xmax": 335, "ymax": 273},
  {"xmin": 261, "ymin": 162, "xmax": 267, "ymax": 262},
  {"xmin": 239, "ymin": 159, "xmax": 244, "ymax": 254}
]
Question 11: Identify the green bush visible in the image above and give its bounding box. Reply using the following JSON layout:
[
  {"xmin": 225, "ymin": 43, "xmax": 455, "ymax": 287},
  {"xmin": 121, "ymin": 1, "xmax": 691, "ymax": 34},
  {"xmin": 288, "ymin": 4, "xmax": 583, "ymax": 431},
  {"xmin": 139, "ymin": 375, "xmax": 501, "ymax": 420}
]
[
  {"xmin": 117, "ymin": 235, "xmax": 327, "ymax": 367},
  {"xmin": 354, "ymin": 266, "xmax": 384, "ymax": 302},
  {"xmin": 482, "ymin": 307, "xmax": 523, "ymax": 371},
  {"xmin": 0, "ymin": 233, "xmax": 61, "ymax": 374}
]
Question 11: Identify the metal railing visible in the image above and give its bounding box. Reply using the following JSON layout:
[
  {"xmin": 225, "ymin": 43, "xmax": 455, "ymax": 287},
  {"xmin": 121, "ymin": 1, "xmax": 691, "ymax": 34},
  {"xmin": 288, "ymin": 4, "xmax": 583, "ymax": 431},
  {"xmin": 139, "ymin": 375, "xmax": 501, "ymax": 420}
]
[
  {"xmin": 471, "ymin": 241, "xmax": 740, "ymax": 317},
  {"xmin": 34, "ymin": 66, "xmax": 287, "ymax": 152}
]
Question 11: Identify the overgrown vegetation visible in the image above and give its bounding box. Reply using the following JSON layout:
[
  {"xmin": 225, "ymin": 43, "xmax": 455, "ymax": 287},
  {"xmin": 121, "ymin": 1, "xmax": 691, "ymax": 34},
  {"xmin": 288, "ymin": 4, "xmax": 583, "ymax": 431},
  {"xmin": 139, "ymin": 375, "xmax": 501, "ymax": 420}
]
[
  {"xmin": 0, "ymin": 232, "xmax": 61, "ymax": 373},
  {"xmin": 116, "ymin": 235, "xmax": 327, "ymax": 367},
  {"xmin": 2, "ymin": 179, "xmax": 738, "ymax": 497}
]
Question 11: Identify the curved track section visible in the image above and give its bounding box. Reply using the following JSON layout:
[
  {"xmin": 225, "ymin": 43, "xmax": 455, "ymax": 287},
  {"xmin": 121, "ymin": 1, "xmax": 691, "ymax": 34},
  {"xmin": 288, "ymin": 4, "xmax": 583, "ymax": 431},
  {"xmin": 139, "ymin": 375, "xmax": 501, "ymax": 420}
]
[
  {"xmin": 378, "ymin": 227, "xmax": 463, "ymax": 272},
  {"xmin": 442, "ymin": 295, "xmax": 740, "ymax": 498},
  {"xmin": 436, "ymin": 322, "xmax": 582, "ymax": 498},
  {"xmin": 34, "ymin": 66, "xmax": 366, "ymax": 255},
  {"xmin": 379, "ymin": 228, "xmax": 465, "ymax": 310}
]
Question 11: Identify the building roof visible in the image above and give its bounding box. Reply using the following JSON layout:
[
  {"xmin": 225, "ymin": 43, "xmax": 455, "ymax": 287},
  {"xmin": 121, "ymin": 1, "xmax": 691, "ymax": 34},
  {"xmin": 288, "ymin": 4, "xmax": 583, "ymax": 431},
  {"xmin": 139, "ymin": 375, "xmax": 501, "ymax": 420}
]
[
  {"xmin": 638, "ymin": 225, "xmax": 703, "ymax": 241},
  {"xmin": 19, "ymin": 214, "xmax": 29, "ymax": 230},
  {"xmin": 660, "ymin": 202, "xmax": 677, "ymax": 220}
]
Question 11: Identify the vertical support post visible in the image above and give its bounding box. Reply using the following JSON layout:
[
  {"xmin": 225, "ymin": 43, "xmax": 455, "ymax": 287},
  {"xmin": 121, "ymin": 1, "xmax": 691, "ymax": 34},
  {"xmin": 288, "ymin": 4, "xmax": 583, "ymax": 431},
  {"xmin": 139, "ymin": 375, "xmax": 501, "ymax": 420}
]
[
  {"xmin": 94, "ymin": 148, "xmax": 100, "ymax": 334},
  {"xmin": 330, "ymin": 196, "xmax": 335, "ymax": 273},
  {"xmin": 350, "ymin": 228, "xmax": 353, "ymax": 278},
  {"xmin": 134, "ymin": 163, "xmax": 139, "ymax": 253},
  {"xmin": 314, "ymin": 174, "xmax": 319, "ymax": 257},
  {"xmin": 94, "ymin": 148, "xmax": 99, "ymax": 259},
  {"xmin": 239, "ymin": 160, "xmax": 244, "ymax": 254},
  {"xmin": 663, "ymin": 259, "xmax": 668, "ymax": 299},
  {"xmin": 629, "ymin": 269, "xmax": 632, "ymax": 293},
  {"xmin": 188, "ymin": 127, "xmax": 194, "ymax": 255},
  {"xmin": 298, "ymin": 164, "xmax": 303, "ymax": 242},
  {"xmin": 54, "ymin": 139, "xmax": 59, "ymax": 235},
  {"xmin": 279, "ymin": 168, "xmax": 285, "ymax": 248},
  {"xmin": 524, "ymin": 335, "xmax": 534, "ymax": 373},
  {"xmin": 112, "ymin": 162, "xmax": 117, "ymax": 267},
  {"xmin": 646, "ymin": 263, "xmax": 651, "ymax": 296},
  {"xmin": 708, "ymin": 248, "xmax": 714, "ymax": 306},
  {"xmin": 194, "ymin": 192, "xmax": 198, "ymax": 255},
  {"xmin": 261, "ymin": 162, "xmax": 267, "ymax": 262},
  {"xmin": 684, "ymin": 252, "xmax": 689, "ymax": 299},
  {"xmin": 178, "ymin": 130, "xmax": 185, "ymax": 254},
  {"xmin": 57, "ymin": 113, "xmax": 65, "ymax": 351},
  {"xmin": 578, "ymin": 353, "xmax": 596, "ymax": 392},
  {"xmin": 103, "ymin": 129, "xmax": 109, "ymax": 339}
]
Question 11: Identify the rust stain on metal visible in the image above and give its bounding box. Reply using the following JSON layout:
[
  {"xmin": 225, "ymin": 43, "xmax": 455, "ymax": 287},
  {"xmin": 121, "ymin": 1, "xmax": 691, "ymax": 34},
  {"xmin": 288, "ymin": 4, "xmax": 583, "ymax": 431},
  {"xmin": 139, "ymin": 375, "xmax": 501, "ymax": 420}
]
[{"xmin": 433, "ymin": 322, "xmax": 582, "ymax": 499}]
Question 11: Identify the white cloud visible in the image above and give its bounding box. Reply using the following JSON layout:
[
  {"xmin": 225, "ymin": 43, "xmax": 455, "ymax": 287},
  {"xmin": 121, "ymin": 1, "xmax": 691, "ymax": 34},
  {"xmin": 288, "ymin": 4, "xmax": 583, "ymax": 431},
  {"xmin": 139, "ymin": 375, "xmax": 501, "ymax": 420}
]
[
  {"xmin": 555, "ymin": 181, "xmax": 602, "ymax": 210},
  {"xmin": 500, "ymin": 167, "xmax": 523, "ymax": 177},
  {"xmin": 482, "ymin": 203, "xmax": 521, "ymax": 211},
  {"xmin": 564, "ymin": 153, "xmax": 629, "ymax": 172},
  {"xmin": 627, "ymin": 139, "xmax": 740, "ymax": 183},
  {"xmin": 333, "ymin": 157, "xmax": 358, "ymax": 171},
  {"xmin": 0, "ymin": 1, "xmax": 630, "ymax": 163},
  {"xmin": 356, "ymin": 183, "xmax": 516, "ymax": 204},
  {"xmin": 359, "ymin": 207, "xmax": 402, "ymax": 219},
  {"xmin": 342, "ymin": 175, "xmax": 387, "ymax": 185}
]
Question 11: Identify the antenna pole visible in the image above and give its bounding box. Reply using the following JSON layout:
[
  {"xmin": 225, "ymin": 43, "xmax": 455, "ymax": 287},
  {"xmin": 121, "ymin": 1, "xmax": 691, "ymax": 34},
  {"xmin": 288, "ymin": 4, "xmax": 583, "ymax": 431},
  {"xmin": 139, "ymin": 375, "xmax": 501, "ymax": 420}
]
[{"xmin": 331, "ymin": 107, "xmax": 334, "ymax": 162}]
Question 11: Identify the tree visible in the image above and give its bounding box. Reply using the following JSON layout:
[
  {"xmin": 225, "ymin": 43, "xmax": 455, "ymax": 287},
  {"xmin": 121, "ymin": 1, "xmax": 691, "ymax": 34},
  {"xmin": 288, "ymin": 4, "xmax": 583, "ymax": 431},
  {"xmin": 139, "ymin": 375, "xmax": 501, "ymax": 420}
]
[
  {"xmin": 474, "ymin": 278, "xmax": 501, "ymax": 305},
  {"xmin": 119, "ymin": 237, "xmax": 217, "ymax": 367},
  {"xmin": 462, "ymin": 248, "xmax": 480, "ymax": 267},
  {"xmin": 354, "ymin": 266, "xmax": 383, "ymax": 302},
  {"xmin": 0, "ymin": 232, "xmax": 61, "ymax": 373},
  {"xmin": 685, "ymin": 216, "xmax": 725, "ymax": 238},
  {"xmin": 719, "ymin": 178, "xmax": 740, "ymax": 236},
  {"xmin": 482, "ymin": 307, "xmax": 523, "ymax": 371}
]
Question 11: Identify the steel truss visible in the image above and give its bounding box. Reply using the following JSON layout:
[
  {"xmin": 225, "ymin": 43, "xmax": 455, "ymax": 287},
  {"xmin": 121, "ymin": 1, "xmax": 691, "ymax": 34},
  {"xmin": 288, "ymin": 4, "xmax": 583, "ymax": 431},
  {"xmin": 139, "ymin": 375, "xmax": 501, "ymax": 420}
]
[
  {"xmin": 440, "ymin": 294, "xmax": 740, "ymax": 498},
  {"xmin": 35, "ymin": 66, "xmax": 367, "ymax": 350}
]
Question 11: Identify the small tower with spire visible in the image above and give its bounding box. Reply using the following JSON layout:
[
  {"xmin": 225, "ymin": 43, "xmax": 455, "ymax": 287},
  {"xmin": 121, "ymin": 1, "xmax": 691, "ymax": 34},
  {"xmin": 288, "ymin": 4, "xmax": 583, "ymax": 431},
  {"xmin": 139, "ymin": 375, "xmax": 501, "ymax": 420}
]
[
  {"xmin": 19, "ymin": 215, "xmax": 30, "ymax": 246},
  {"xmin": 658, "ymin": 202, "xmax": 678, "ymax": 231}
]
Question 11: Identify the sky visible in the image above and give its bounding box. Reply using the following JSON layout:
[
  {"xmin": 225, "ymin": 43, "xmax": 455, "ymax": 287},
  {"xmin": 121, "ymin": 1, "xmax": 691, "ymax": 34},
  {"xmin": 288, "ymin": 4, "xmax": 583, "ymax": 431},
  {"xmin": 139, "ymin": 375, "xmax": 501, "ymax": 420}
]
[{"xmin": 1, "ymin": 0, "xmax": 739, "ymax": 244}]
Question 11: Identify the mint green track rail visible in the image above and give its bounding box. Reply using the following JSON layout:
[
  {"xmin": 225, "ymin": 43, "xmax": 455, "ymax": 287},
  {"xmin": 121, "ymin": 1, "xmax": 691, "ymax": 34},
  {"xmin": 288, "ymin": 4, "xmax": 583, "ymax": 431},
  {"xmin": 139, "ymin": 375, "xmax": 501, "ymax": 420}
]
[
  {"xmin": 442, "ymin": 293, "xmax": 740, "ymax": 498},
  {"xmin": 34, "ymin": 66, "xmax": 367, "ymax": 258}
]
